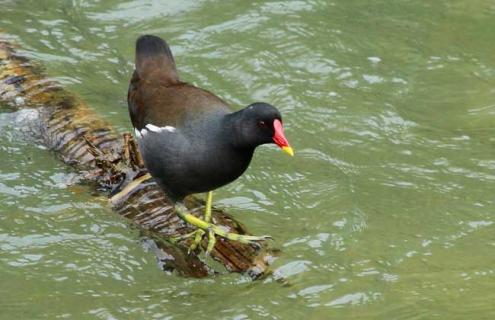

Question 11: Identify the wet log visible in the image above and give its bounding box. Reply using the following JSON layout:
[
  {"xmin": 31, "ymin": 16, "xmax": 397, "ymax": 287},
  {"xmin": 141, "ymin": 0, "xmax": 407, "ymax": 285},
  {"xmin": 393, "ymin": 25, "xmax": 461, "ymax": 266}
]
[{"xmin": 0, "ymin": 37, "xmax": 274, "ymax": 278}]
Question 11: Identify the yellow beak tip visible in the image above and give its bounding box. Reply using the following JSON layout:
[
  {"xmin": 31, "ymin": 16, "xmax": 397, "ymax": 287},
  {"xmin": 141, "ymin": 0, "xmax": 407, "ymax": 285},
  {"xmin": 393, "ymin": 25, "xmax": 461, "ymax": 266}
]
[{"xmin": 282, "ymin": 146, "xmax": 294, "ymax": 157}]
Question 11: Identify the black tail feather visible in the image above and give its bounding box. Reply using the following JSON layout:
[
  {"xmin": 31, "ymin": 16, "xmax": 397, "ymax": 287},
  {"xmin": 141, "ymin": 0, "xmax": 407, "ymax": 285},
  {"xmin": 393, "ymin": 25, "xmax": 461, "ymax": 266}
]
[
  {"xmin": 134, "ymin": 35, "xmax": 179, "ymax": 83},
  {"xmin": 136, "ymin": 35, "xmax": 174, "ymax": 64}
]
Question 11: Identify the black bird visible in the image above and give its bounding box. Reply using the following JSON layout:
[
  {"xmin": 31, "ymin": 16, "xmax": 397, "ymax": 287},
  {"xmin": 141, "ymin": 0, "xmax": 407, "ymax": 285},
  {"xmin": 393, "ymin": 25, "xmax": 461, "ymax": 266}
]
[{"xmin": 128, "ymin": 35, "xmax": 293, "ymax": 255}]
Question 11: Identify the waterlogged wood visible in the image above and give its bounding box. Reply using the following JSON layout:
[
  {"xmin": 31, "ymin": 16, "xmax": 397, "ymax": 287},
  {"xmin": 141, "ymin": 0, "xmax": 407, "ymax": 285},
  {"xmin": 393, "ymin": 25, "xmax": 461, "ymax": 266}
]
[{"xmin": 0, "ymin": 38, "xmax": 273, "ymax": 278}]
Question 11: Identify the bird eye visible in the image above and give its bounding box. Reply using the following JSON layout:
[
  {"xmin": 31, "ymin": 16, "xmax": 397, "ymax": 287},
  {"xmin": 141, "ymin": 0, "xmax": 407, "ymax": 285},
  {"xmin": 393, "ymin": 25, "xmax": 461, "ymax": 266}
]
[{"xmin": 257, "ymin": 120, "xmax": 268, "ymax": 128}]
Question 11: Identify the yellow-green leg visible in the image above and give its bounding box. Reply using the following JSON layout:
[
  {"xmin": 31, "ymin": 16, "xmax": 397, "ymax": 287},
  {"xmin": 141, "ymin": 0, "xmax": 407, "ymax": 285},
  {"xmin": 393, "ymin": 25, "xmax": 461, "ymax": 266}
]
[
  {"xmin": 189, "ymin": 191, "xmax": 213, "ymax": 252},
  {"xmin": 174, "ymin": 198, "xmax": 271, "ymax": 256}
]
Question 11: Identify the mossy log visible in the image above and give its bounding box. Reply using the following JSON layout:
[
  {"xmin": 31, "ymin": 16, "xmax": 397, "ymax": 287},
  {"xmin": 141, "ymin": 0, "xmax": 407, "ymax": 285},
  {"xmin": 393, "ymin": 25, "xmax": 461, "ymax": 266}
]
[{"xmin": 0, "ymin": 38, "xmax": 273, "ymax": 278}]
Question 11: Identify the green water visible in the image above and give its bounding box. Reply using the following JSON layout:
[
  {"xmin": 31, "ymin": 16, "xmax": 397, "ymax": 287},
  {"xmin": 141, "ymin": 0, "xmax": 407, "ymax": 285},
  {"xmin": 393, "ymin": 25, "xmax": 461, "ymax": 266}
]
[{"xmin": 1, "ymin": 0, "xmax": 495, "ymax": 318}]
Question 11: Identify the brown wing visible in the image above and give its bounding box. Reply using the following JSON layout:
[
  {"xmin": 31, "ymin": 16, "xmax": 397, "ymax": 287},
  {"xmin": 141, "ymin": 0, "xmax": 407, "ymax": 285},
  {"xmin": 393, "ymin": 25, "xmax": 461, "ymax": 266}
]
[{"xmin": 129, "ymin": 76, "xmax": 230, "ymax": 130}]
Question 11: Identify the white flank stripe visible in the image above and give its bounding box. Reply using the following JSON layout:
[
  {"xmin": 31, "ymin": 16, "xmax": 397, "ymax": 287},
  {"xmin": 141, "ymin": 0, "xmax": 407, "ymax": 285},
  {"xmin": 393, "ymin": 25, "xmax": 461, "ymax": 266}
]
[
  {"xmin": 145, "ymin": 124, "xmax": 162, "ymax": 132},
  {"xmin": 143, "ymin": 124, "xmax": 177, "ymax": 133},
  {"xmin": 162, "ymin": 126, "xmax": 176, "ymax": 132},
  {"xmin": 134, "ymin": 128, "xmax": 142, "ymax": 138}
]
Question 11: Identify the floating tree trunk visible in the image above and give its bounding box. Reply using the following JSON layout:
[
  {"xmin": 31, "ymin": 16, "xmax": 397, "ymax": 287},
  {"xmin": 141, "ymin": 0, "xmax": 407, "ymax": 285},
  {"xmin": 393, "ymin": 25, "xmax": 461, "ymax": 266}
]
[{"xmin": 0, "ymin": 38, "xmax": 273, "ymax": 278}]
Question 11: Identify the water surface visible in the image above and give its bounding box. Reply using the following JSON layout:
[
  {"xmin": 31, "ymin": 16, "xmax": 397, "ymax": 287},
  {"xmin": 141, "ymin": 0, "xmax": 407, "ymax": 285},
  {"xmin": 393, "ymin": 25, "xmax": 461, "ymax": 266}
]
[{"xmin": 1, "ymin": 0, "xmax": 495, "ymax": 319}]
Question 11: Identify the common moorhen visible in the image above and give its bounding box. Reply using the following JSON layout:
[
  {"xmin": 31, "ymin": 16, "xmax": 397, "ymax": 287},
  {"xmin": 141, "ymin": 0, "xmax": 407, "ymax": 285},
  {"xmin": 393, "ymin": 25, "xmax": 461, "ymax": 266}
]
[{"xmin": 128, "ymin": 35, "xmax": 293, "ymax": 256}]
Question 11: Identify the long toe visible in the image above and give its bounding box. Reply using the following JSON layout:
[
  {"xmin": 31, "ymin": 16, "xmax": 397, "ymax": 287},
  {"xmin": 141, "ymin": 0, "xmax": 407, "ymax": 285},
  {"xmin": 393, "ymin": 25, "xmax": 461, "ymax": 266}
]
[
  {"xmin": 189, "ymin": 229, "xmax": 205, "ymax": 252},
  {"xmin": 204, "ymin": 229, "xmax": 216, "ymax": 258},
  {"xmin": 208, "ymin": 223, "xmax": 272, "ymax": 244}
]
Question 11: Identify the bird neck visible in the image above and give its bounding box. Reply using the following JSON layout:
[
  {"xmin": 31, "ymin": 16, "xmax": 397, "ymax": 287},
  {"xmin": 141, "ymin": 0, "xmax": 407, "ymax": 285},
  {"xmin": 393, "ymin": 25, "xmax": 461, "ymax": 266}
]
[{"xmin": 223, "ymin": 110, "xmax": 256, "ymax": 151}]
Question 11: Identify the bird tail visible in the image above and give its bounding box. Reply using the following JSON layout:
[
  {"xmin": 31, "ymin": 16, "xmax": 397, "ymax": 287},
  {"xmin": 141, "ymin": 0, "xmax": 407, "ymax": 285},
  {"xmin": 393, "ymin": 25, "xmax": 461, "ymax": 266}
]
[{"xmin": 134, "ymin": 34, "xmax": 179, "ymax": 84}]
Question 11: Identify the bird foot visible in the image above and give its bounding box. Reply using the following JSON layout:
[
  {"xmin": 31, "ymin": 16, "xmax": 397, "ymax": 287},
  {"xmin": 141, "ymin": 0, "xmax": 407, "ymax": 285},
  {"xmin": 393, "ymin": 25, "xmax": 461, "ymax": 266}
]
[
  {"xmin": 170, "ymin": 229, "xmax": 201, "ymax": 244},
  {"xmin": 174, "ymin": 204, "xmax": 271, "ymax": 257},
  {"xmin": 188, "ymin": 228, "xmax": 205, "ymax": 253}
]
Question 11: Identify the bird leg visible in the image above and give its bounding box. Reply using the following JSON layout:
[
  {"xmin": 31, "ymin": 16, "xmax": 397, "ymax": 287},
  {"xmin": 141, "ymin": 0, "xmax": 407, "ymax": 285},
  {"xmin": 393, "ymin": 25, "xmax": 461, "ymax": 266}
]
[
  {"xmin": 203, "ymin": 192, "xmax": 216, "ymax": 256},
  {"xmin": 188, "ymin": 191, "xmax": 213, "ymax": 252},
  {"xmin": 174, "ymin": 199, "xmax": 271, "ymax": 257}
]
